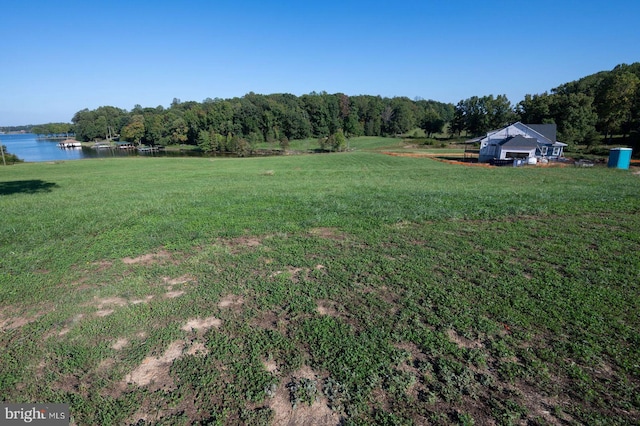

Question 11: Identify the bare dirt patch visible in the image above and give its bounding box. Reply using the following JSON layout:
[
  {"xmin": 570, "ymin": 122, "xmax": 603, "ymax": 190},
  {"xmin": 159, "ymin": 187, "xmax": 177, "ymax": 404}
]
[
  {"xmin": 55, "ymin": 374, "xmax": 81, "ymax": 394},
  {"xmin": 252, "ymin": 310, "xmax": 289, "ymax": 332},
  {"xmin": 222, "ymin": 235, "xmax": 264, "ymax": 254},
  {"xmin": 381, "ymin": 151, "xmax": 495, "ymax": 167},
  {"xmin": 90, "ymin": 260, "xmax": 113, "ymax": 272},
  {"xmin": 517, "ymin": 383, "xmax": 569, "ymax": 425},
  {"xmin": 54, "ymin": 314, "xmax": 84, "ymax": 337},
  {"xmin": 375, "ymin": 285, "xmax": 400, "ymax": 314},
  {"xmin": 125, "ymin": 340, "xmax": 184, "ymax": 390},
  {"xmin": 446, "ymin": 329, "xmax": 484, "ymax": 349},
  {"xmin": 271, "ymin": 265, "xmax": 326, "ymax": 284},
  {"xmin": 94, "ymin": 296, "xmax": 128, "ymax": 308},
  {"xmin": 1, "ymin": 314, "xmax": 39, "ymax": 330},
  {"xmin": 122, "ymin": 250, "xmax": 173, "ymax": 266},
  {"xmin": 270, "ymin": 366, "xmax": 340, "ymax": 426},
  {"xmin": 185, "ymin": 341, "xmax": 208, "ymax": 356},
  {"xmin": 263, "ymin": 359, "xmax": 278, "ymax": 374},
  {"xmin": 131, "ymin": 295, "xmax": 155, "ymax": 304},
  {"xmin": 123, "ymin": 339, "xmax": 209, "ymax": 396},
  {"xmin": 316, "ymin": 300, "xmax": 341, "ymax": 318},
  {"xmin": 271, "ymin": 267, "xmax": 307, "ymax": 283},
  {"xmin": 0, "ymin": 305, "xmax": 52, "ymax": 331},
  {"xmin": 164, "ymin": 290, "xmax": 185, "ymax": 299},
  {"xmin": 308, "ymin": 227, "xmax": 348, "ymax": 241},
  {"xmin": 87, "ymin": 296, "xmax": 127, "ymax": 317},
  {"xmin": 218, "ymin": 294, "xmax": 244, "ymax": 309},
  {"xmin": 161, "ymin": 275, "xmax": 193, "ymax": 299},
  {"xmin": 112, "ymin": 338, "xmax": 129, "ymax": 351},
  {"xmin": 163, "ymin": 275, "xmax": 195, "ymax": 286},
  {"xmin": 181, "ymin": 316, "xmax": 222, "ymax": 332}
]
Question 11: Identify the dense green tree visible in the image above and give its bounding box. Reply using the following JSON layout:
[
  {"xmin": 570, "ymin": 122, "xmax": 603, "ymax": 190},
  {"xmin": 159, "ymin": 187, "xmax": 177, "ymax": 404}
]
[
  {"xmin": 454, "ymin": 96, "xmax": 489, "ymax": 136},
  {"xmin": 343, "ymin": 103, "xmax": 363, "ymax": 137},
  {"xmin": 71, "ymin": 106, "xmax": 127, "ymax": 141},
  {"xmin": 352, "ymin": 95, "xmax": 383, "ymax": 136},
  {"xmin": 596, "ymin": 71, "xmax": 639, "ymax": 138},
  {"xmin": 197, "ymin": 129, "xmax": 212, "ymax": 152},
  {"xmin": 280, "ymin": 97, "xmax": 312, "ymax": 140},
  {"xmin": 449, "ymin": 103, "xmax": 465, "ymax": 136},
  {"xmin": 72, "ymin": 109, "xmax": 98, "ymax": 141},
  {"xmin": 551, "ymin": 93, "xmax": 598, "ymax": 145},
  {"xmin": 168, "ymin": 116, "xmax": 188, "ymax": 145},
  {"xmin": 486, "ymin": 94, "xmax": 517, "ymax": 129},
  {"xmin": 332, "ymin": 129, "xmax": 346, "ymax": 151},
  {"xmin": 301, "ymin": 92, "xmax": 331, "ymax": 137},
  {"xmin": 65, "ymin": 93, "xmax": 454, "ymax": 147},
  {"xmin": 143, "ymin": 113, "xmax": 166, "ymax": 145},
  {"xmin": 388, "ymin": 97, "xmax": 417, "ymax": 135},
  {"xmin": 121, "ymin": 115, "xmax": 145, "ymax": 144},
  {"xmin": 453, "ymin": 95, "xmax": 516, "ymax": 136},
  {"xmin": 31, "ymin": 122, "xmax": 74, "ymax": 136},
  {"xmin": 419, "ymin": 108, "xmax": 445, "ymax": 137},
  {"xmin": 516, "ymin": 93, "xmax": 554, "ymax": 124}
]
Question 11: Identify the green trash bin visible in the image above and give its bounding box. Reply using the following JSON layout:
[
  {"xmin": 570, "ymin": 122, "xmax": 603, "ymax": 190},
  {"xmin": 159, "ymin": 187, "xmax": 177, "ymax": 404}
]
[{"xmin": 608, "ymin": 148, "xmax": 632, "ymax": 169}]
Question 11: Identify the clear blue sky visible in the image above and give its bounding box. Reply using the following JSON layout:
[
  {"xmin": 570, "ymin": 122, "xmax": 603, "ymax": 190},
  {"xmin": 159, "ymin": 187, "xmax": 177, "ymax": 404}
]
[{"xmin": 1, "ymin": 0, "xmax": 638, "ymax": 126}]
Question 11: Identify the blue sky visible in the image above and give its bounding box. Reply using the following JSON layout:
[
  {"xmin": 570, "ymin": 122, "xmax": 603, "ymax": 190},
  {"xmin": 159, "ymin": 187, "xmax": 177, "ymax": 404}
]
[{"xmin": 1, "ymin": 0, "xmax": 638, "ymax": 126}]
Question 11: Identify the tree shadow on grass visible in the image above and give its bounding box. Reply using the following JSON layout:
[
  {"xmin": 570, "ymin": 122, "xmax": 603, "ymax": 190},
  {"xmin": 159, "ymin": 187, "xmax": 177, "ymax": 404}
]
[{"xmin": 0, "ymin": 180, "xmax": 59, "ymax": 195}]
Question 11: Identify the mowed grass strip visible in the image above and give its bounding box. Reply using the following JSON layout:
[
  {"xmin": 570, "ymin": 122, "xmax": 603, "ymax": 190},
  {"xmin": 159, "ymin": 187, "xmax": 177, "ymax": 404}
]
[{"xmin": 1, "ymin": 151, "xmax": 639, "ymax": 425}]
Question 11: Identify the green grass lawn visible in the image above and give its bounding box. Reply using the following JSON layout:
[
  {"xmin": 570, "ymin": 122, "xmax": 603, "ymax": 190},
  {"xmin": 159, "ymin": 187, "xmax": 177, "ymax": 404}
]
[{"xmin": 1, "ymin": 151, "xmax": 639, "ymax": 425}]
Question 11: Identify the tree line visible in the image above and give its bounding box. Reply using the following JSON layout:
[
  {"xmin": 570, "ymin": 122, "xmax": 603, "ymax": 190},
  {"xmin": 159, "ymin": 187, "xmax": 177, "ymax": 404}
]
[
  {"xmin": 64, "ymin": 94, "xmax": 453, "ymax": 154},
  {"xmin": 451, "ymin": 63, "xmax": 640, "ymax": 145},
  {"xmin": 30, "ymin": 62, "xmax": 640, "ymax": 150}
]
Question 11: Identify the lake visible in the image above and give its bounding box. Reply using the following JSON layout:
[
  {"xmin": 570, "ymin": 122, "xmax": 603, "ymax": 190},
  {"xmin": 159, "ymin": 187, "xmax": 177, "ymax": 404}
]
[
  {"xmin": 0, "ymin": 133, "xmax": 294, "ymax": 162},
  {"xmin": 0, "ymin": 133, "xmax": 129, "ymax": 162},
  {"xmin": 0, "ymin": 133, "xmax": 193, "ymax": 162}
]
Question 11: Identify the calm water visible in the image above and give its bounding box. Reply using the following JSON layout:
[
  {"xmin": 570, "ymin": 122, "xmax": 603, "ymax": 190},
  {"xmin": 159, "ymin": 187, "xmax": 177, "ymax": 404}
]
[{"xmin": 0, "ymin": 133, "xmax": 179, "ymax": 162}]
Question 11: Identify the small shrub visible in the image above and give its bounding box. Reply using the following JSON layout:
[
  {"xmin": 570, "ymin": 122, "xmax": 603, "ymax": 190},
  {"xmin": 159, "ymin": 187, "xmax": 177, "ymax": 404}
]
[
  {"xmin": 323, "ymin": 376, "xmax": 350, "ymax": 413},
  {"xmin": 457, "ymin": 411, "xmax": 475, "ymax": 426},
  {"xmin": 287, "ymin": 377, "xmax": 318, "ymax": 409}
]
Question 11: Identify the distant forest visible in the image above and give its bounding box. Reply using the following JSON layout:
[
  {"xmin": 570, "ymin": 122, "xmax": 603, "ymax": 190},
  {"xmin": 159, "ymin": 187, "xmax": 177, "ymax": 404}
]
[{"xmin": 25, "ymin": 62, "xmax": 640, "ymax": 152}]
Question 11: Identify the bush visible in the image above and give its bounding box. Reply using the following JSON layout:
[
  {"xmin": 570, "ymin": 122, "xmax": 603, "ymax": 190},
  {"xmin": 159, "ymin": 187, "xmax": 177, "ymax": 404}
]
[{"xmin": 0, "ymin": 145, "xmax": 23, "ymax": 164}]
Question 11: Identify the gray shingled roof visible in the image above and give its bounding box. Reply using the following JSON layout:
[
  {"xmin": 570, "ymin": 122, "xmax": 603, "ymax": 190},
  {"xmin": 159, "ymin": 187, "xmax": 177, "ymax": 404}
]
[
  {"xmin": 526, "ymin": 124, "xmax": 557, "ymax": 142},
  {"xmin": 499, "ymin": 135, "xmax": 539, "ymax": 149}
]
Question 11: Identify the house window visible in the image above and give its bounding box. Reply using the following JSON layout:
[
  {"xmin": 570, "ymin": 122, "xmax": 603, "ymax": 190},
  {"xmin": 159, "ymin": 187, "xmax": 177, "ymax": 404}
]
[
  {"xmin": 552, "ymin": 147, "xmax": 561, "ymax": 156},
  {"xmin": 540, "ymin": 146, "xmax": 548, "ymax": 156}
]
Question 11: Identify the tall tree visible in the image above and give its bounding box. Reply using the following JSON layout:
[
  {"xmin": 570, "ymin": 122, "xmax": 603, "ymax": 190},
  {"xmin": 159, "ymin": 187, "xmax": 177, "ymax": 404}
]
[
  {"xmin": 388, "ymin": 97, "xmax": 416, "ymax": 135},
  {"xmin": 486, "ymin": 94, "xmax": 517, "ymax": 130},
  {"xmin": 450, "ymin": 102, "xmax": 466, "ymax": 136},
  {"xmin": 419, "ymin": 108, "xmax": 445, "ymax": 137},
  {"xmin": 121, "ymin": 115, "xmax": 145, "ymax": 145},
  {"xmin": 596, "ymin": 71, "xmax": 639, "ymax": 139},
  {"xmin": 551, "ymin": 93, "xmax": 598, "ymax": 145},
  {"xmin": 517, "ymin": 93, "xmax": 554, "ymax": 124}
]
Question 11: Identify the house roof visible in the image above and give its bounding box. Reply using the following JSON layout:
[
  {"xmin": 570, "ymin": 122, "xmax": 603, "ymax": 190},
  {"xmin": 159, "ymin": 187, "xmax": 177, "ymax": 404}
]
[
  {"xmin": 499, "ymin": 135, "xmax": 539, "ymax": 149},
  {"xmin": 525, "ymin": 124, "xmax": 557, "ymax": 143}
]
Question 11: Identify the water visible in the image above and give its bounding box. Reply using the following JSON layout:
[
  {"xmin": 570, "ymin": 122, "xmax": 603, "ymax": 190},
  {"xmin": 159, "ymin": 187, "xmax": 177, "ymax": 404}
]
[
  {"xmin": 0, "ymin": 133, "xmax": 285, "ymax": 162},
  {"xmin": 0, "ymin": 133, "xmax": 207, "ymax": 162},
  {"xmin": 0, "ymin": 133, "xmax": 128, "ymax": 162}
]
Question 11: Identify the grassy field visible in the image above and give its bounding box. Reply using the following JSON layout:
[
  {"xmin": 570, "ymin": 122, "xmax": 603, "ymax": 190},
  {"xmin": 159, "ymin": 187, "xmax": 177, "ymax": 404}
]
[{"xmin": 1, "ymin": 141, "xmax": 639, "ymax": 425}]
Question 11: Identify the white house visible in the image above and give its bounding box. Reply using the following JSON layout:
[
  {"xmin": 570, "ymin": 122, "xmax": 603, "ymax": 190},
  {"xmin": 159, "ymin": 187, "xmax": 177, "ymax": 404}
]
[{"xmin": 477, "ymin": 122, "xmax": 567, "ymax": 163}]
